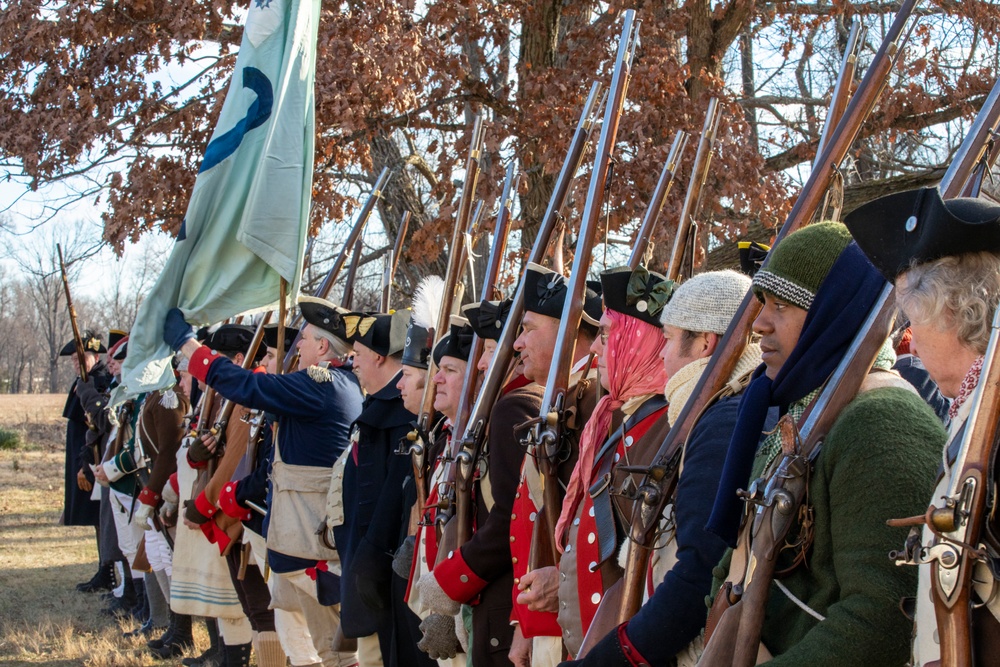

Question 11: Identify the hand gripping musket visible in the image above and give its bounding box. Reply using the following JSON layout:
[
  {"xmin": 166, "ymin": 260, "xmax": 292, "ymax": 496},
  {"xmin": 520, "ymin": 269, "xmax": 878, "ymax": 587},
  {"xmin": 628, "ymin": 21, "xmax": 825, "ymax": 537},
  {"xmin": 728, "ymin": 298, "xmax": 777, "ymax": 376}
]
[
  {"xmin": 447, "ymin": 164, "xmax": 520, "ymax": 551},
  {"xmin": 282, "ymin": 166, "xmax": 391, "ymax": 371},
  {"xmin": 381, "ymin": 211, "xmax": 411, "ymax": 312},
  {"xmin": 525, "ymin": 10, "xmax": 638, "ymax": 570},
  {"xmin": 433, "ymin": 79, "xmax": 603, "ymax": 543},
  {"xmin": 596, "ymin": 0, "xmax": 920, "ymax": 645},
  {"xmin": 695, "ymin": 285, "xmax": 896, "ymax": 667},
  {"xmin": 406, "ymin": 117, "xmax": 486, "ymax": 533},
  {"xmin": 56, "ymin": 244, "xmax": 90, "ymax": 385},
  {"xmin": 665, "ymin": 97, "xmax": 721, "ymax": 281}
]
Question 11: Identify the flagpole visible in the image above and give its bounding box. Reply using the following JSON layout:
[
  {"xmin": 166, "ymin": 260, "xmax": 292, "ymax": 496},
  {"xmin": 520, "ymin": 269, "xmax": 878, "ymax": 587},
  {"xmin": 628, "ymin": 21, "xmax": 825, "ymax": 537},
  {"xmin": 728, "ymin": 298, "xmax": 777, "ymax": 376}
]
[{"xmin": 276, "ymin": 278, "xmax": 287, "ymax": 376}]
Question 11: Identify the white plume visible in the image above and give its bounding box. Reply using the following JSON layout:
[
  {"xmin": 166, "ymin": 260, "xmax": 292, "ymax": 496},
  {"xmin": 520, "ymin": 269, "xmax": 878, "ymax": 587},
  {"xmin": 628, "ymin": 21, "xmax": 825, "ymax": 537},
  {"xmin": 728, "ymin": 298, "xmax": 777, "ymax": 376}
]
[{"xmin": 411, "ymin": 276, "xmax": 446, "ymax": 329}]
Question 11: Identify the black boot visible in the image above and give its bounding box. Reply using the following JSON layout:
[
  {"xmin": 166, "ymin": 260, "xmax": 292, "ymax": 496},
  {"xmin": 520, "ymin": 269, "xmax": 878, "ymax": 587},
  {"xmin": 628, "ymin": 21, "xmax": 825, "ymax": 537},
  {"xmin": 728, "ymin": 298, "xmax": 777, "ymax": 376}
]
[
  {"xmin": 129, "ymin": 577, "xmax": 148, "ymax": 624},
  {"xmin": 148, "ymin": 611, "xmax": 194, "ymax": 658},
  {"xmin": 103, "ymin": 577, "xmax": 138, "ymax": 618},
  {"xmin": 181, "ymin": 618, "xmax": 221, "ymax": 666},
  {"xmin": 222, "ymin": 642, "xmax": 253, "ymax": 667},
  {"xmin": 76, "ymin": 562, "xmax": 115, "ymax": 593}
]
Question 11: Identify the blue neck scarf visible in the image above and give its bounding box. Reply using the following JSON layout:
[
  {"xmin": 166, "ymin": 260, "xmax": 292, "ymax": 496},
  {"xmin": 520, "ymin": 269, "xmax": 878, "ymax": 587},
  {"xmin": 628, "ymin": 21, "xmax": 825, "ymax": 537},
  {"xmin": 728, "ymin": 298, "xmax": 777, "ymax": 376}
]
[{"xmin": 705, "ymin": 242, "xmax": 887, "ymax": 546}]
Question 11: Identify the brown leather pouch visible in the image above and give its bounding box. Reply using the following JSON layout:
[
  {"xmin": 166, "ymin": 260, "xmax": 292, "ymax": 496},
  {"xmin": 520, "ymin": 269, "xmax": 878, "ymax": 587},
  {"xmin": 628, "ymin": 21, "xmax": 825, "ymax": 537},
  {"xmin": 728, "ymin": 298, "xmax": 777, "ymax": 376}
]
[{"xmin": 704, "ymin": 582, "xmax": 734, "ymax": 644}]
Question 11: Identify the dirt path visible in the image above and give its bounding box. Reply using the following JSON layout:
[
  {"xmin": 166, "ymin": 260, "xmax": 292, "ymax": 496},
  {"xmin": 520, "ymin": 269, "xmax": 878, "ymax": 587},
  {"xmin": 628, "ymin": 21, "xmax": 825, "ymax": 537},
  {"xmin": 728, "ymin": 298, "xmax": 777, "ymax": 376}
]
[{"xmin": 0, "ymin": 394, "xmax": 207, "ymax": 666}]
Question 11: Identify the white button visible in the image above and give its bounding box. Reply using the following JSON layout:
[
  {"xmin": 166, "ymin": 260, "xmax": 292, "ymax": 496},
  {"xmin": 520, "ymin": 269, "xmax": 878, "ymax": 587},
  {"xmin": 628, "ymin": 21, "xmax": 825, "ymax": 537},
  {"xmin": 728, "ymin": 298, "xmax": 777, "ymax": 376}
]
[
  {"xmin": 591, "ymin": 592, "xmax": 601, "ymax": 604},
  {"xmin": 573, "ymin": 517, "xmax": 580, "ymax": 526},
  {"xmin": 588, "ymin": 507, "xmax": 595, "ymax": 517},
  {"xmin": 565, "ymin": 544, "xmax": 572, "ymax": 553},
  {"xmin": 587, "ymin": 533, "xmax": 595, "ymax": 544},
  {"xmin": 529, "ymin": 512, "xmax": 536, "ymax": 522},
  {"xmin": 460, "ymin": 575, "xmax": 469, "ymax": 583},
  {"xmin": 490, "ymin": 638, "xmax": 499, "ymax": 647},
  {"xmin": 448, "ymin": 550, "xmax": 454, "ymax": 559},
  {"xmin": 624, "ymin": 436, "xmax": 634, "ymax": 447},
  {"xmin": 614, "ymin": 453, "xmax": 621, "ymax": 463},
  {"xmin": 589, "ymin": 561, "xmax": 598, "ymax": 572}
]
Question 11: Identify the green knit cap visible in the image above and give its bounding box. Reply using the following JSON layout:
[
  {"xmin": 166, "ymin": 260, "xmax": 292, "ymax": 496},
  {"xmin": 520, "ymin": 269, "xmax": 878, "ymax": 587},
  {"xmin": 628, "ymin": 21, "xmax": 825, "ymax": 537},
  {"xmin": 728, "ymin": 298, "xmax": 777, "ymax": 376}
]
[{"xmin": 751, "ymin": 221, "xmax": 853, "ymax": 310}]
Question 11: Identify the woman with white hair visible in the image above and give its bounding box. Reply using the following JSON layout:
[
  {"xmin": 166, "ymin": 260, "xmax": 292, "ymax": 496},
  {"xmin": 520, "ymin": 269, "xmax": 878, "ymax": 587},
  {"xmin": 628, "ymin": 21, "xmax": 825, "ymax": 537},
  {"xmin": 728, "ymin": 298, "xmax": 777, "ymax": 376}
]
[{"xmin": 846, "ymin": 186, "xmax": 1000, "ymax": 666}]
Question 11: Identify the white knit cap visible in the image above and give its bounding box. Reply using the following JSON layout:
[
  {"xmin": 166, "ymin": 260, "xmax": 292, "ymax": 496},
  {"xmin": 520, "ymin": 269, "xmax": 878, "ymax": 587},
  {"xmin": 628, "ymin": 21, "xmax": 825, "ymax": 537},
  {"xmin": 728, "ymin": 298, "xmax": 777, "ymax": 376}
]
[{"xmin": 659, "ymin": 269, "xmax": 751, "ymax": 335}]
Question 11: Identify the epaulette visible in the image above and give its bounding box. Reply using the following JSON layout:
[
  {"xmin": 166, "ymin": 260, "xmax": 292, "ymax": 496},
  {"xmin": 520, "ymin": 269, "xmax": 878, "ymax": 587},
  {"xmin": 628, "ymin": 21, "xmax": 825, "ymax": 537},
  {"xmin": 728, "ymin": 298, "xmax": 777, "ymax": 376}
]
[
  {"xmin": 159, "ymin": 389, "xmax": 179, "ymax": 410},
  {"xmin": 307, "ymin": 361, "xmax": 333, "ymax": 383}
]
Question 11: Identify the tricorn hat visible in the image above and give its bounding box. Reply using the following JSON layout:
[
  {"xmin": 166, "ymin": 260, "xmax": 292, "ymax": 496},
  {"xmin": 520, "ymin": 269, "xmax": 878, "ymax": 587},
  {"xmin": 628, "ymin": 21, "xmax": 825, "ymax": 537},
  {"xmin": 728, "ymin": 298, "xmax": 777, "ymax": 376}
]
[
  {"xmin": 298, "ymin": 296, "xmax": 352, "ymax": 342},
  {"xmin": 599, "ymin": 265, "xmax": 675, "ymax": 327},
  {"xmin": 206, "ymin": 324, "xmax": 255, "ymax": 354},
  {"xmin": 402, "ymin": 276, "xmax": 445, "ymax": 370},
  {"xmin": 522, "ymin": 262, "xmax": 602, "ymax": 325},
  {"xmin": 351, "ymin": 310, "xmax": 411, "ymax": 357},
  {"xmin": 59, "ymin": 330, "xmax": 106, "ymax": 356},
  {"xmin": 433, "ymin": 316, "xmax": 475, "ymax": 365},
  {"xmin": 844, "ymin": 186, "xmax": 1000, "ymax": 281},
  {"xmin": 263, "ymin": 324, "xmax": 300, "ymax": 353},
  {"xmin": 109, "ymin": 335, "xmax": 129, "ymax": 361},
  {"xmin": 108, "ymin": 329, "xmax": 128, "ymax": 350},
  {"xmin": 461, "ymin": 299, "xmax": 511, "ymax": 341}
]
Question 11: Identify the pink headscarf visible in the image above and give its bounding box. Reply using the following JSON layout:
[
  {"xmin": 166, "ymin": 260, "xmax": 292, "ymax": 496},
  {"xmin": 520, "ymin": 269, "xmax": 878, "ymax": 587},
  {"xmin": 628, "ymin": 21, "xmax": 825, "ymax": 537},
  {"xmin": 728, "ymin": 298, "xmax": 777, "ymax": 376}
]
[{"xmin": 554, "ymin": 309, "xmax": 668, "ymax": 550}]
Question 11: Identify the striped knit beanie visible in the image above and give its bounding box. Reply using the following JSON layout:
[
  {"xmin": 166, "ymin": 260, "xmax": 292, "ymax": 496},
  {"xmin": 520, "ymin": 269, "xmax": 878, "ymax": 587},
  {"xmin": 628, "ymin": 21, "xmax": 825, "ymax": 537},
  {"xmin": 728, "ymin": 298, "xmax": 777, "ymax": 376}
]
[
  {"xmin": 659, "ymin": 270, "xmax": 750, "ymax": 335},
  {"xmin": 751, "ymin": 221, "xmax": 853, "ymax": 310}
]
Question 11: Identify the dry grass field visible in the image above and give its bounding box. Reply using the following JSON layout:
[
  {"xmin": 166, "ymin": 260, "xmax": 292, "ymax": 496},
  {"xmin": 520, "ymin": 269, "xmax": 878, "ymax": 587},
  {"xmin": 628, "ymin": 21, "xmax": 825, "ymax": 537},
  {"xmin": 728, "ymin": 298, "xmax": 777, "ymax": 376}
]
[{"xmin": 0, "ymin": 394, "xmax": 207, "ymax": 667}]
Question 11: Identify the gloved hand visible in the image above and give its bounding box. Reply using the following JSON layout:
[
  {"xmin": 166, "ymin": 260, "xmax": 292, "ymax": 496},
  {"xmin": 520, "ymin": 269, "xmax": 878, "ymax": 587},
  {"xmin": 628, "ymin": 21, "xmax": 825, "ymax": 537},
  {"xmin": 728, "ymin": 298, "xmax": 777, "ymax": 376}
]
[
  {"xmin": 392, "ymin": 535, "xmax": 416, "ymax": 579},
  {"xmin": 163, "ymin": 307, "xmax": 195, "ymax": 352},
  {"xmin": 417, "ymin": 613, "xmax": 461, "ymax": 660},
  {"xmin": 414, "ymin": 571, "xmax": 461, "ymax": 616},
  {"xmin": 134, "ymin": 502, "xmax": 154, "ymax": 527}
]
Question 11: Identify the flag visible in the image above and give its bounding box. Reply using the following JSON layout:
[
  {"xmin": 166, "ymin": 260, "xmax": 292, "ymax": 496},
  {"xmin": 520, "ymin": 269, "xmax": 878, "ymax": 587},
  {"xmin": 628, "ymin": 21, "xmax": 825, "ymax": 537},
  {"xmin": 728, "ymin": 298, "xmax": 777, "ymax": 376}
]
[{"xmin": 113, "ymin": 0, "xmax": 319, "ymax": 404}]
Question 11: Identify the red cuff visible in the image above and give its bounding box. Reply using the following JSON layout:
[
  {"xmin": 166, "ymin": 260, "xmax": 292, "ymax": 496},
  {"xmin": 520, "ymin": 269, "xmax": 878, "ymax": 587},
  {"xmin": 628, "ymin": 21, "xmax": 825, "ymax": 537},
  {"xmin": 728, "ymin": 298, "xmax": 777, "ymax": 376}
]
[
  {"xmin": 618, "ymin": 622, "xmax": 652, "ymax": 666},
  {"xmin": 187, "ymin": 450, "xmax": 209, "ymax": 469},
  {"xmin": 189, "ymin": 345, "xmax": 223, "ymax": 384},
  {"xmin": 253, "ymin": 365, "xmax": 267, "ymax": 374},
  {"xmin": 511, "ymin": 599, "xmax": 561, "ymax": 638},
  {"xmin": 194, "ymin": 491, "xmax": 218, "ymax": 519},
  {"xmin": 138, "ymin": 487, "xmax": 161, "ymax": 507},
  {"xmin": 168, "ymin": 473, "xmax": 179, "ymax": 495},
  {"xmin": 433, "ymin": 548, "xmax": 488, "ymax": 604},
  {"xmin": 218, "ymin": 481, "xmax": 251, "ymax": 521},
  {"xmin": 201, "ymin": 519, "xmax": 232, "ymax": 554}
]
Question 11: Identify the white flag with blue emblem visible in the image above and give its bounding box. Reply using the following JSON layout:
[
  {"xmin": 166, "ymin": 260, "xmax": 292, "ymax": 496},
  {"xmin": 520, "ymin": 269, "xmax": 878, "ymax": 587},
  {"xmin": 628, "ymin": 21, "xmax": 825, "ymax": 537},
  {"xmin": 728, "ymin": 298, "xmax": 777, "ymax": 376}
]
[{"xmin": 113, "ymin": 0, "xmax": 319, "ymax": 404}]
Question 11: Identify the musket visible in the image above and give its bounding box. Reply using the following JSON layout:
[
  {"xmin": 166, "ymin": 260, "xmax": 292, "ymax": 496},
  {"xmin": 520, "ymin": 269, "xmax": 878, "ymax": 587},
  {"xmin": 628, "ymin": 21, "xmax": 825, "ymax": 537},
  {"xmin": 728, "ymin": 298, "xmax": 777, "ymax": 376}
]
[
  {"xmin": 341, "ymin": 238, "xmax": 364, "ymax": 310},
  {"xmin": 435, "ymin": 80, "xmax": 604, "ymax": 541},
  {"xmin": 665, "ymin": 97, "xmax": 721, "ymax": 280},
  {"xmin": 405, "ymin": 117, "xmax": 486, "ymax": 534},
  {"xmin": 447, "ymin": 164, "xmax": 519, "ymax": 550},
  {"xmin": 56, "ymin": 244, "xmax": 89, "ymax": 384},
  {"xmin": 282, "ymin": 166, "xmax": 391, "ymax": 371},
  {"xmin": 814, "ymin": 18, "xmax": 865, "ymax": 165},
  {"xmin": 381, "ymin": 211, "xmax": 411, "ymax": 312},
  {"xmin": 698, "ymin": 284, "xmax": 896, "ymax": 667},
  {"xmin": 526, "ymin": 9, "xmax": 638, "ymax": 569},
  {"xmin": 629, "ymin": 131, "xmax": 690, "ymax": 268},
  {"xmin": 593, "ymin": 0, "xmax": 920, "ymax": 644},
  {"xmin": 871, "ymin": 77, "xmax": 1000, "ymax": 667}
]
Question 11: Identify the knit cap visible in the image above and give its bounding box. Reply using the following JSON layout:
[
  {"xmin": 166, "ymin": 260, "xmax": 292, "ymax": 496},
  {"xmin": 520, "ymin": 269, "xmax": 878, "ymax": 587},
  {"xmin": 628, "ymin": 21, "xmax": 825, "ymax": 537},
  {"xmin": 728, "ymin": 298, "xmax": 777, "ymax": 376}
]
[
  {"xmin": 659, "ymin": 269, "xmax": 751, "ymax": 335},
  {"xmin": 751, "ymin": 221, "xmax": 853, "ymax": 310}
]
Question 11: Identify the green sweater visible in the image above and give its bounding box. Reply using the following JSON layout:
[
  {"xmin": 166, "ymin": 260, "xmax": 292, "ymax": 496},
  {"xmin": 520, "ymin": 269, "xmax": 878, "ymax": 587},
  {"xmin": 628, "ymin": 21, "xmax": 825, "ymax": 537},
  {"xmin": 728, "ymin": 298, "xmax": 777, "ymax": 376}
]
[{"xmin": 712, "ymin": 385, "xmax": 946, "ymax": 667}]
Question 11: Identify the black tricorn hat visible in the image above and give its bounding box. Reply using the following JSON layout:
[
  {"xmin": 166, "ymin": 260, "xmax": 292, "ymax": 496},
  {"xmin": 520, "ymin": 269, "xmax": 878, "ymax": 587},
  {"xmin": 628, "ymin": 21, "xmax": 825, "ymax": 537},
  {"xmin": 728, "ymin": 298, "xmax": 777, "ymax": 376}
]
[
  {"xmin": 738, "ymin": 241, "xmax": 770, "ymax": 278},
  {"xmin": 433, "ymin": 316, "xmax": 475, "ymax": 365},
  {"xmin": 59, "ymin": 330, "xmax": 106, "ymax": 356},
  {"xmin": 108, "ymin": 329, "xmax": 128, "ymax": 350},
  {"xmin": 298, "ymin": 296, "xmax": 351, "ymax": 342},
  {"xmin": 401, "ymin": 322, "xmax": 433, "ymax": 370},
  {"xmin": 522, "ymin": 262, "xmax": 603, "ymax": 325},
  {"xmin": 112, "ymin": 341, "xmax": 128, "ymax": 361},
  {"xmin": 351, "ymin": 310, "xmax": 411, "ymax": 357},
  {"xmin": 461, "ymin": 299, "xmax": 511, "ymax": 341},
  {"xmin": 599, "ymin": 265, "xmax": 676, "ymax": 327},
  {"xmin": 263, "ymin": 324, "xmax": 300, "ymax": 353},
  {"xmin": 844, "ymin": 186, "xmax": 1000, "ymax": 281},
  {"xmin": 206, "ymin": 324, "xmax": 255, "ymax": 354}
]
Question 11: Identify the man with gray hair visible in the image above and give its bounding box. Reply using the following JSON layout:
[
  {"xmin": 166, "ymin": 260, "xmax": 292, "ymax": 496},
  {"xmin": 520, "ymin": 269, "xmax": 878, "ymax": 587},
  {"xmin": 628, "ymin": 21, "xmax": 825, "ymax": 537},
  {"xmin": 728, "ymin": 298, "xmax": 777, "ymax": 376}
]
[{"xmin": 562, "ymin": 269, "xmax": 765, "ymax": 667}]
